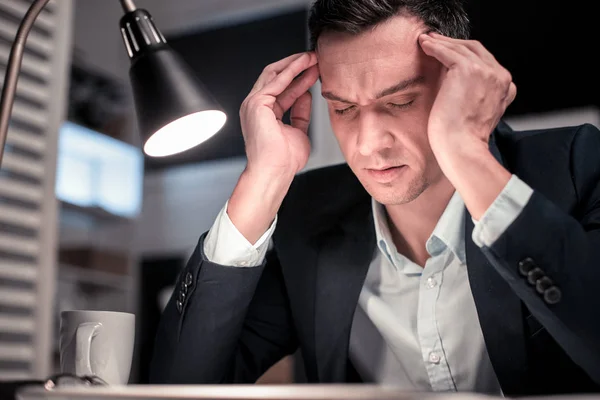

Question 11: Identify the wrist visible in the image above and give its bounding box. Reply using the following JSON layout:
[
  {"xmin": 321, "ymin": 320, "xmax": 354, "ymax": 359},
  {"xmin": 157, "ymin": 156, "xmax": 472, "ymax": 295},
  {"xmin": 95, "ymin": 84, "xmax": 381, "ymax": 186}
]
[
  {"xmin": 244, "ymin": 158, "xmax": 299, "ymax": 181},
  {"xmin": 433, "ymin": 137, "xmax": 490, "ymax": 184},
  {"xmin": 431, "ymin": 136, "xmax": 489, "ymax": 169},
  {"xmin": 227, "ymin": 167, "xmax": 295, "ymax": 245},
  {"xmin": 434, "ymin": 139, "xmax": 511, "ymax": 220},
  {"xmin": 243, "ymin": 163, "xmax": 297, "ymax": 187}
]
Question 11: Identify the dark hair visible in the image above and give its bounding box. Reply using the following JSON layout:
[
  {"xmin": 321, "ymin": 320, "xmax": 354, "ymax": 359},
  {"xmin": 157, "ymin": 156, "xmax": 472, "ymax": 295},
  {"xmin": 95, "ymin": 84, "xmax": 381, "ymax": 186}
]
[{"xmin": 308, "ymin": 0, "xmax": 470, "ymax": 50}]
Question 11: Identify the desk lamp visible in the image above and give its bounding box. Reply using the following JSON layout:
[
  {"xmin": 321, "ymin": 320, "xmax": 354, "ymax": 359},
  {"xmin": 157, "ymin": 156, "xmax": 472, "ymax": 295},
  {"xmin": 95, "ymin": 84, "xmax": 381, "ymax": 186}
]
[{"xmin": 0, "ymin": 0, "xmax": 227, "ymax": 161}]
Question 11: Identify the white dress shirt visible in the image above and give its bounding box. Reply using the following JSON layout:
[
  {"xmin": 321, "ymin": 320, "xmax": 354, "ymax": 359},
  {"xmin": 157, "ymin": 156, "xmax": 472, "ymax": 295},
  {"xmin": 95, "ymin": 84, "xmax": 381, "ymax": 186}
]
[{"xmin": 203, "ymin": 174, "xmax": 533, "ymax": 393}]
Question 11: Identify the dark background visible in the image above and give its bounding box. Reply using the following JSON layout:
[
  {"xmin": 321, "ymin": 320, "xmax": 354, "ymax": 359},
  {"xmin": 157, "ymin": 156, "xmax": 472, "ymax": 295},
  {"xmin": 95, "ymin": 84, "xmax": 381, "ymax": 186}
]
[{"xmin": 464, "ymin": 0, "xmax": 598, "ymax": 116}]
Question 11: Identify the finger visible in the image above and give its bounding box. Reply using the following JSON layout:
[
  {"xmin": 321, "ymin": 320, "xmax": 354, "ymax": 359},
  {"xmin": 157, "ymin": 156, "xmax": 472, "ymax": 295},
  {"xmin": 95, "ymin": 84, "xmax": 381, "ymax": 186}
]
[
  {"xmin": 251, "ymin": 53, "xmax": 310, "ymax": 94},
  {"xmin": 427, "ymin": 32, "xmax": 496, "ymax": 65},
  {"xmin": 251, "ymin": 53, "xmax": 309, "ymax": 94},
  {"xmin": 419, "ymin": 35, "xmax": 467, "ymax": 69},
  {"xmin": 260, "ymin": 53, "xmax": 318, "ymax": 98},
  {"xmin": 290, "ymin": 91, "xmax": 313, "ymax": 134},
  {"xmin": 420, "ymin": 34, "xmax": 481, "ymax": 66},
  {"xmin": 251, "ymin": 52, "xmax": 317, "ymax": 93},
  {"xmin": 273, "ymin": 65, "xmax": 320, "ymax": 119}
]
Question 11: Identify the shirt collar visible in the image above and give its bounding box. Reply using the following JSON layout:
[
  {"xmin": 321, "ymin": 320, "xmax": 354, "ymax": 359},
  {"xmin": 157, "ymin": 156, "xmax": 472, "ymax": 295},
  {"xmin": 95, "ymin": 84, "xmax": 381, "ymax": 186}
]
[
  {"xmin": 371, "ymin": 190, "xmax": 467, "ymax": 272},
  {"xmin": 425, "ymin": 190, "xmax": 466, "ymax": 264},
  {"xmin": 372, "ymin": 199, "xmax": 394, "ymax": 264}
]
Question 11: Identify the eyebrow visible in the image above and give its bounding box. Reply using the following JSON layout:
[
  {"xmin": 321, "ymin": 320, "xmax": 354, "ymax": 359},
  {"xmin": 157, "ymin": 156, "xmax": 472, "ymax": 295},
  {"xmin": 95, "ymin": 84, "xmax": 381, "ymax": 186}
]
[{"xmin": 322, "ymin": 75, "xmax": 426, "ymax": 104}]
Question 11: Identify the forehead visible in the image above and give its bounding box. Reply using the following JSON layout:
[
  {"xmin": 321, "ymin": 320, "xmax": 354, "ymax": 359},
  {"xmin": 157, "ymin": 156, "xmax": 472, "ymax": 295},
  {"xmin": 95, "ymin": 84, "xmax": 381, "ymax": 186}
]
[{"xmin": 317, "ymin": 15, "xmax": 433, "ymax": 102}]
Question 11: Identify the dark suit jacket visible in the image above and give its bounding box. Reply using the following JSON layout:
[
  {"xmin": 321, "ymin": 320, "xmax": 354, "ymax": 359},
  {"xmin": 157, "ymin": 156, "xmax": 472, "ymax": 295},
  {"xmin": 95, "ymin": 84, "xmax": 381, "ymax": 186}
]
[{"xmin": 149, "ymin": 121, "xmax": 600, "ymax": 396}]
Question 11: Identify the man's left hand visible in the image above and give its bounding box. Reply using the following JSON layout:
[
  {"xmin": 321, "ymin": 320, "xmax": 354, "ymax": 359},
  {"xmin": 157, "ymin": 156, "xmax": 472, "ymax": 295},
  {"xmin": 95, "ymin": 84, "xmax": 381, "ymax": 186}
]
[
  {"xmin": 418, "ymin": 32, "xmax": 516, "ymax": 220},
  {"xmin": 418, "ymin": 32, "xmax": 516, "ymax": 161}
]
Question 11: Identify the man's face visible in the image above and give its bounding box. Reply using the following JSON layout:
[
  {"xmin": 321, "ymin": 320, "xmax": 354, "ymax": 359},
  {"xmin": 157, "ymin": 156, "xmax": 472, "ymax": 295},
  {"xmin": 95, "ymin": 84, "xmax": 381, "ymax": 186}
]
[{"xmin": 318, "ymin": 15, "xmax": 444, "ymax": 205}]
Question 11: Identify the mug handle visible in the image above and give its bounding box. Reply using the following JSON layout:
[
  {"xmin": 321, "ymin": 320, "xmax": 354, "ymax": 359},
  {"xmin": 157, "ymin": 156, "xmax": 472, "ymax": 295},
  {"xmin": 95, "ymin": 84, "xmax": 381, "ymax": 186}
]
[{"xmin": 75, "ymin": 322, "xmax": 102, "ymax": 377}]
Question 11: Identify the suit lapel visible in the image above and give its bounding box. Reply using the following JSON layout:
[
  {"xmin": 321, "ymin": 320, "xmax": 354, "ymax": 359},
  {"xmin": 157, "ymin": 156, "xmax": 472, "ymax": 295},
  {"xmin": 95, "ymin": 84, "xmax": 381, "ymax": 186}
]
[
  {"xmin": 314, "ymin": 198, "xmax": 375, "ymax": 382},
  {"xmin": 465, "ymin": 126, "xmax": 530, "ymax": 394}
]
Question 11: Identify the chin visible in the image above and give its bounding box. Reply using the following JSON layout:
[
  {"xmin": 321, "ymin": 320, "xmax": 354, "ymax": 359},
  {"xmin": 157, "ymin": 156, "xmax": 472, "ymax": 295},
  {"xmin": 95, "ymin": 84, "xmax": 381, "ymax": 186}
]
[{"xmin": 361, "ymin": 175, "xmax": 429, "ymax": 206}]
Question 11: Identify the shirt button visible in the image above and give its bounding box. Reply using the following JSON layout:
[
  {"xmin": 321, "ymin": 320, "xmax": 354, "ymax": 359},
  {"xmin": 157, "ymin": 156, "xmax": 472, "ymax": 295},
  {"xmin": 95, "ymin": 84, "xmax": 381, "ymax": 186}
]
[
  {"xmin": 425, "ymin": 277, "xmax": 437, "ymax": 289},
  {"xmin": 238, "ymin": 261, "xmax": 248, "ymax": 267},
  {"xmin": 429, "ymin": 352, "xmax": 441, "ymax": 364}
]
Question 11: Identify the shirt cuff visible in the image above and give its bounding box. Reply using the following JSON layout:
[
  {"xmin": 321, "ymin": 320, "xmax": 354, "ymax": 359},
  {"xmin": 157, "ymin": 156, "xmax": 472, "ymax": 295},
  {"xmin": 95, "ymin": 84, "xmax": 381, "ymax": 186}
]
[
  {"xmin": 203, "ymin": 200, "xmax": 277, "ymax": 267},
  {"xmin": 472, "ymin": 175, "xmax": 534, "ymax": 248}
]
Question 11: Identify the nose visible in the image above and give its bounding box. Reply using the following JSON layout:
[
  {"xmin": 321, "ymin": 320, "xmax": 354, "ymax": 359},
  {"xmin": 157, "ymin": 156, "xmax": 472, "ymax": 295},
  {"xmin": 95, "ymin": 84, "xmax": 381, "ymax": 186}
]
[{"xmin": 356, "ymin": 111, "xmax": 394, "ymax": 157}]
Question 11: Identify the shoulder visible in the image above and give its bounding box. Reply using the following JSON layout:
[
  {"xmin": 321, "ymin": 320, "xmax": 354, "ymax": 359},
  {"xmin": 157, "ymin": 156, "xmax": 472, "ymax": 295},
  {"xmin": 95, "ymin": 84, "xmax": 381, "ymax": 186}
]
[
  {"xmin": 496, "ymin": 120, "xmax": 600, "ymax": 207},
  {"xmin": 276, "ymin": 163, "xmax": 369, "ymax": 236},
  {"xmin": 496, "ymin": 120, "xmax": 600, "ymax": 151}
]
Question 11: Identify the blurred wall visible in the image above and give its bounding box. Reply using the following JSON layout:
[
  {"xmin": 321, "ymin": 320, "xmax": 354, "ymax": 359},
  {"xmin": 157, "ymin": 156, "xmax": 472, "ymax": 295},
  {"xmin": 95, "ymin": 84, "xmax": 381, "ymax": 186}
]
[
  {"xmin": 504, "ymin": 107, "xmax": 600, "ymax": 132},
  {"xmin": 72, "ymin": 0, "xmax": 128, "ymax": 80},
  {"xmin": 72, "ymin": 0, "xmax": 312, "ymax": 82}
]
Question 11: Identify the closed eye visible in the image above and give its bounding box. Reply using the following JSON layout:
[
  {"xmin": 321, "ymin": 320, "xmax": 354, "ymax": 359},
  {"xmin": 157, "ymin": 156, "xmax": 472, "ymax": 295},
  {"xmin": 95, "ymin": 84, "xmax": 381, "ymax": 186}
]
[
  {"xmin": 389, "ymin": 100, "xmax": 414, "ymax": 109},
  {"xmin": 334, "ymin": 100, "xmax": 414, "ymax": 115},
  {"xmin": 334, "ymin": 105, "xmax": 356, "ymax": 115}
]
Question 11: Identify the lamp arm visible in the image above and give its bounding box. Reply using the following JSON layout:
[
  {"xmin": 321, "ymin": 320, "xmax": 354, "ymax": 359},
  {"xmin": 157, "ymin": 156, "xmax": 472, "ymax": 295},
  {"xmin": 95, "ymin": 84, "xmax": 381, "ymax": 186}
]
[
  {"xmin": 120, "ymin": 0, "xmax": 137, "ymax": 13},
  {"xmin": 0, "ymin": 0, "xmax": 50, "ymax": 166}
]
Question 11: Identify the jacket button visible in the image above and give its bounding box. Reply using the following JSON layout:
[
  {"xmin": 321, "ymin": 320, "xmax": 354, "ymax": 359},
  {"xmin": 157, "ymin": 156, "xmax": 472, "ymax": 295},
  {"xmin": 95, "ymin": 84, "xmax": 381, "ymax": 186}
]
[
  {"xmin": 185, "ymin": 272, "xmax": 193, "ymax": 287},
  {"xmin": 518, "ymin": 258, "xmax": 536, "ymax": 276},
  {"xmin": 544, "ymin": 286, "xmax": 562, "ymax": 305},
  {"xmin": 535, "ymin": 276, "xmax": 553, "ymax": 294},
  {"xmin": 527, "ymin": 268, "xmax": 545, "ymax": 285},
  {"xmin": 176, "ymin": 300, "xmax": 183, "ymax": 313},
  {"xmin": 178, "ymin": 290, "xmax": 186, "ymax": 304},
  {"xmin": 181, "ymin": 281, "xmax": 189, "ymax": 295}
]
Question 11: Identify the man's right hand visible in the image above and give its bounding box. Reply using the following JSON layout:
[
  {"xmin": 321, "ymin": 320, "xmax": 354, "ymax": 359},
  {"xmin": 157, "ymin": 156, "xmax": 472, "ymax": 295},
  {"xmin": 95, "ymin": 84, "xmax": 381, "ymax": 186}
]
[{"xmin": 227, "ymin": 52, "xmax": 319, "ymax": 245}]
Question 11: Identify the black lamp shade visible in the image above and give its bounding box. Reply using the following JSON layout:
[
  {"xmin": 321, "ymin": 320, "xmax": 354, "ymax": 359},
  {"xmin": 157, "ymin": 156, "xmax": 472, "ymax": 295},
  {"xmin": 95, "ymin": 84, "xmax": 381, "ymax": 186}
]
[{"xmin": 120, "ymin": 9, "xmax": 226, "ymax": 157}]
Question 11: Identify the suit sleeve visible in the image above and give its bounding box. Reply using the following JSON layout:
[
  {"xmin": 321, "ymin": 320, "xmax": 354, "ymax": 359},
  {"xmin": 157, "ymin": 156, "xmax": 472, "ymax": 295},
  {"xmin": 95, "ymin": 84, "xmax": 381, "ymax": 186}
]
[
  {"xmin": 149, "ymin": 233, "xmax": 298, "ymax": 383},
  {"xmin": 481, "ymin": 124, "xmax": 600, "ymax": 383}
]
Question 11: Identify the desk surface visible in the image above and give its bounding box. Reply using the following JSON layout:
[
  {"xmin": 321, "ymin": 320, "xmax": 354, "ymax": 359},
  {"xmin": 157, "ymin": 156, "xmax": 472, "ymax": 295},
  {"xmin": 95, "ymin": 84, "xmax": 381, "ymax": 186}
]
[{"xmin": 15, "ymin": 384, "xmax": 600, "ymax": 400}]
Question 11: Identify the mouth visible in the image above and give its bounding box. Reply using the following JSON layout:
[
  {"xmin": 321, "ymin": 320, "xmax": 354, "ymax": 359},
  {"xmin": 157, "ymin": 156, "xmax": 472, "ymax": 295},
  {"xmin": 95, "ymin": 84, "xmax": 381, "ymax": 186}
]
[{"xmin": 365, "ymin": 165, "xmax": 407, "ymax": 183}]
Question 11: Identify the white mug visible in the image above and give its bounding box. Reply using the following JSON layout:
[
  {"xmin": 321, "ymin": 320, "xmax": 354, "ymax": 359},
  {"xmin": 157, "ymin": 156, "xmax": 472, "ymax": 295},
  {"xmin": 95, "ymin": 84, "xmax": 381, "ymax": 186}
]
[{"xmin": 59, "ymin": 310, "xmax": 135, "ymax": 385}]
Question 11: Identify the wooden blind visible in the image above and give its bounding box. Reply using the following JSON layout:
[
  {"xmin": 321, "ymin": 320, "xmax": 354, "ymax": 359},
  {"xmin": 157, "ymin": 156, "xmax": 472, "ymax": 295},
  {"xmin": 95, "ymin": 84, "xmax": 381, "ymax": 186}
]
[{"xmin": 0, "ymin": 0, "xmax": 72, "ymax": 380}]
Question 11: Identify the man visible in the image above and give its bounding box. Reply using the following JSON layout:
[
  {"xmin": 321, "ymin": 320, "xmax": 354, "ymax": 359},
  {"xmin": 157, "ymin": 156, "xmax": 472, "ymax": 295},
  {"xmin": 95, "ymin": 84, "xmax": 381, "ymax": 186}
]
[{"xmin": 150, "ymin": 0, "xmax": 600, "ymax": 395}]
